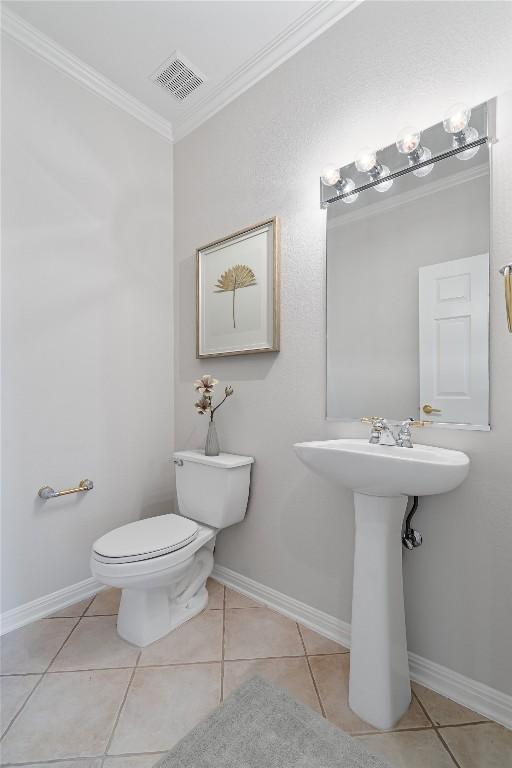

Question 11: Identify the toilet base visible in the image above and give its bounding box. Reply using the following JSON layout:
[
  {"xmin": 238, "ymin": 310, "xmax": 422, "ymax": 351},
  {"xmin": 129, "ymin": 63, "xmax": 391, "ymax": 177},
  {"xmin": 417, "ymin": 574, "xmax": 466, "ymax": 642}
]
[
  {"xmin": 117, "ymin": 585, "xmax": 209, "ymax": 647},
  {"xmin": 116, "ymin": 546, "xmax": 214, "ymax": 647}
]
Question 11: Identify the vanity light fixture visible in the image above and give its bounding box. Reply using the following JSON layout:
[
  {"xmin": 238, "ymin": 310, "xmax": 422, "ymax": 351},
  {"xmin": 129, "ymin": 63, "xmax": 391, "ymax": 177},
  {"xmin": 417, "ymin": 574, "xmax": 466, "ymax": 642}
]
[
  {"xmin": 443, "ymin": 103, "xmax": 480, "ymax": 160},
  {"xmin": 320, "ymin": 165, "xmax": 359, "ymax": 204},
  {"xmin": 320, "ymin": 98, "xmax": 492, "ymax": 208},
  {"xmin": 395, "ymin": 126, "xmax": 434, "ymax": 177},
  {"xmin": 354, "ymin": 148, "xmax": 393, "ymax": 192}
]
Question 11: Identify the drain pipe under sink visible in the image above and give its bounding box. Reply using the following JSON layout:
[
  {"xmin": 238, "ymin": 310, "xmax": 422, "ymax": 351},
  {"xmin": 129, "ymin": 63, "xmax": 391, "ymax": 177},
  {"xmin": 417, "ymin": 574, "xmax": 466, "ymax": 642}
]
[{"xmin": 402, "ymin": 496, "xmax": 422, "ymax": 549}]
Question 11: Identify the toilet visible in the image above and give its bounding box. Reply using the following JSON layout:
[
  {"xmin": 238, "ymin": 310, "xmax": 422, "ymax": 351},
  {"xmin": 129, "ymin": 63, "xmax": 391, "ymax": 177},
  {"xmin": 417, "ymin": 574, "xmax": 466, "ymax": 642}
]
[{"xmin": 90, "ymin": 450, "xmax": 253, "ymax": 646}]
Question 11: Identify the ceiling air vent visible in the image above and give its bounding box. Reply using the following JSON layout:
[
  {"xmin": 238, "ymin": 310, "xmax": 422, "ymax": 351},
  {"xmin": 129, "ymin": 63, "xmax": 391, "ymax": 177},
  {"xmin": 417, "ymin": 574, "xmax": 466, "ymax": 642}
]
[{"xmin": 150, "ymin": 51, "xmax": 206, "ymax": 102}]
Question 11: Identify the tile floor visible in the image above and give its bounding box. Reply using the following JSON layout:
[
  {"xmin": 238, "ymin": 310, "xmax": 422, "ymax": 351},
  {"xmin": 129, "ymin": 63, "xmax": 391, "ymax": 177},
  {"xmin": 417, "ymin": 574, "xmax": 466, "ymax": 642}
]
[{"xmin": 1, "ymin": 580, "xmax": 511, "ymax": 767}]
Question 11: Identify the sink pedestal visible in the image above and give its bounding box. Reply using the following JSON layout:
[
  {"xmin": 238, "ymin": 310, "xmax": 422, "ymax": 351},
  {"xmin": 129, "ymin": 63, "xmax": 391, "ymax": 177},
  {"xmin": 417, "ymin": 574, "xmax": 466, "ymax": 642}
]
[{"xmin": 349, "ymin": 492, "xmax": 411, "ymax": 730}]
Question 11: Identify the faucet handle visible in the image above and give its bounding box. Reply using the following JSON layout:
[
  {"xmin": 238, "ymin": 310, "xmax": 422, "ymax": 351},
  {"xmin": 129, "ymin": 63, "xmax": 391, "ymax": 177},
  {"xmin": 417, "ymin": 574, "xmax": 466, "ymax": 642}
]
[{"xmin": 361, "ymin": 416, "xmax": 385, "ymax": 426}]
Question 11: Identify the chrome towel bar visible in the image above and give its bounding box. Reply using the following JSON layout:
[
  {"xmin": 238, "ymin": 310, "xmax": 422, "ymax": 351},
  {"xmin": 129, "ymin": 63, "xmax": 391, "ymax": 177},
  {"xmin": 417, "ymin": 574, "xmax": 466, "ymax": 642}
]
[{"xmin": 38, "ymin": 479, "xmax": 94, "ymax": 500}]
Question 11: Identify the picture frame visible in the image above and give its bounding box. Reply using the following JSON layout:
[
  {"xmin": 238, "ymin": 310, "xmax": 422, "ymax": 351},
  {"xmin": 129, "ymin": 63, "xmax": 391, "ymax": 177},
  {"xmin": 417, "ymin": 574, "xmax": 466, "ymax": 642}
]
[{"xmin": 196, "ymin": 217, "xmax": 280, "ymax": 358}]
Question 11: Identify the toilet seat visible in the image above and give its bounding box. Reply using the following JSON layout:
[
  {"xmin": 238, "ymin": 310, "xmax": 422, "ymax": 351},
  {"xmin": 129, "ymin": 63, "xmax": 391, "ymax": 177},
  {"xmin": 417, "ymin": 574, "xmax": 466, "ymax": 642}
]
[{"xmin": 92, "ymin": 514, "xmax": 199, "ymax": 564}]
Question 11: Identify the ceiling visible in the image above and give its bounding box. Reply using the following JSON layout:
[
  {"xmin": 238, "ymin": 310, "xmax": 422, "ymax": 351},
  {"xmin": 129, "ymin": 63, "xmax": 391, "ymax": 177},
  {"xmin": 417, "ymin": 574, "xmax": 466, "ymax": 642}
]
[{"xmin": 3, "ymin": 0, "xmax": 359, "ymax": 141}]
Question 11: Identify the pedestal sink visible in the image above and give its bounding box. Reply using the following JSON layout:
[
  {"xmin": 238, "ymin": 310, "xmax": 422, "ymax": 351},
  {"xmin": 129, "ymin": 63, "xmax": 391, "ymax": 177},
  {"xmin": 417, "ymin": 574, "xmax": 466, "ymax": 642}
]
[{"xmin": 293, "ymin": 438, "xmax": 469, "ymax": 730}]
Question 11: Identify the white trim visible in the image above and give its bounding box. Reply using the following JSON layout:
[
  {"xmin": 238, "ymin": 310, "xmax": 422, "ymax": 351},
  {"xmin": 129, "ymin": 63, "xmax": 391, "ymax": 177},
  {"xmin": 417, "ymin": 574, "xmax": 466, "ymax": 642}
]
[
  {"xmin": 409, "ymin": 652, "xmax": 512, "ymax": 732},
  {"xmin": 173, "ymin": 0, "xmax": 364, "ymax": 141},
  {"xmin": 1, "ymin": 8, "xmax": 174, "ymax": 142},
  {"xmin": 213, "ymin": 564, "xmax": 352, "ymax": 649},
  {"xmin": 0, "ymin": 577, "xmax": 105, "ymax": 636},
  {"xmin": 1, "ymin": 2, "xmax": 363, "ymax": 143},
  {"xmin": 213, "ymin": 564, "xmax": 512, "ymax": 730}
]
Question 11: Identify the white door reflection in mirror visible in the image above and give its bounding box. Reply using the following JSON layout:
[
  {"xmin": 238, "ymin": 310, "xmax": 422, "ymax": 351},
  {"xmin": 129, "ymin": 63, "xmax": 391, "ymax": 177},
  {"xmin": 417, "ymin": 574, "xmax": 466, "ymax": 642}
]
[{"xmin": 419, "ymin": 253, "xmax": 489, "ymax": 428}]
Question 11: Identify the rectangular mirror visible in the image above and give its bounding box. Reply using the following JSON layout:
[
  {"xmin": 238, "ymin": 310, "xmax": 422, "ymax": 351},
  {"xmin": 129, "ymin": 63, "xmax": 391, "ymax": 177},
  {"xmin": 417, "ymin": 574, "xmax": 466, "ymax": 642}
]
[{"xmin": 326, "ymin": 105, "xmax": 491, "ymax": 429}]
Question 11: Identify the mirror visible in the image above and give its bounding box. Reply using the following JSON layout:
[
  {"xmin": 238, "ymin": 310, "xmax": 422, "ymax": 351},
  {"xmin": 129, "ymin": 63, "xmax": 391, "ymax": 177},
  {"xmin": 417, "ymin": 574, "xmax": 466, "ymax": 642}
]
[{"xmin": 326, "ymin": 108, "xmax": 491, "ymax": 429}]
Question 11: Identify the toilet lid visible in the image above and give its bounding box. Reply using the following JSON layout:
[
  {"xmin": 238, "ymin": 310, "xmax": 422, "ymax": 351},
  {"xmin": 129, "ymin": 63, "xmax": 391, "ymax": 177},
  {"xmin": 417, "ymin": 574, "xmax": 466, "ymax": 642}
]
[{"xmin": 92, "ymin": 514, "xmax": 199, "ymax": 564}]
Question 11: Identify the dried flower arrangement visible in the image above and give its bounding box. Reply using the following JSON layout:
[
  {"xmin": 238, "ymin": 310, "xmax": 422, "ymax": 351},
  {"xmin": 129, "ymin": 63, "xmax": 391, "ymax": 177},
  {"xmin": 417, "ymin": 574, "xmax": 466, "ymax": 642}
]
[{"xmin": 193, "ymin": 375, "xmax": 234, "ymax": 456}]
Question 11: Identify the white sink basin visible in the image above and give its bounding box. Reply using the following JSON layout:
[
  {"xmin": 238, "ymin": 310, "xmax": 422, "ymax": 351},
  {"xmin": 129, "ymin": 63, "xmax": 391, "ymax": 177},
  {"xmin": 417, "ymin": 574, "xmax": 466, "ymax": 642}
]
[
  {"xmin": 293, "ymin": 437, "xmax": 469, "ymax": 731},
  {"xmin": 294, "ymin": 439, "xmax": 469, "ymax": 497}
]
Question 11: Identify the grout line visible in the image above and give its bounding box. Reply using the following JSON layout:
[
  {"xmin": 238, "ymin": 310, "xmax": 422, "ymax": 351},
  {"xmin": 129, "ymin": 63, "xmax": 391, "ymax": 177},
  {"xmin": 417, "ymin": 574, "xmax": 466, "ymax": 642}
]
[
  {"xmin": 1, "ymin": 750, "xmax": 169, "ymax": 767},
  {"xmin": 296, "ymin": 623, "xmax": 326, "ymax": 718},
  {"xmin": 435, "ymin": 728, "xmax": 464, "ymax": 768},
  {"xmin": 412, "ymin": 689, "xmax": 462, "ymax": 768},
  {"xmin": 0, "ymin": 616, "xmax": 83, "ymax": 741},
  {"xmin": 1, "ymin": 650, "xmax": 345, "ymax": 677},
  {"xmin": 435, "ymin": 720, "xmax": 490, "ymax": 729},
  {"xmin": 354, "ymin": 725, "xmax": 437, "ymax": 736},
  {"xmin": 220, "ymin": 584, "xmax": 226, "ymax": 703},
  {"xmin": 103, "ymin": 650, "xmax": 142, "ymax": 757}
]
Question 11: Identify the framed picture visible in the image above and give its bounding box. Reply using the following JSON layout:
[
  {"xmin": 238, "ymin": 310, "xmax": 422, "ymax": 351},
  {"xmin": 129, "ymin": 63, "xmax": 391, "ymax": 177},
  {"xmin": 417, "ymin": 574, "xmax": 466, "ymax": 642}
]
[{"xmin": 196, "ymin": 217, "xmax": 280, "ymax": 358}]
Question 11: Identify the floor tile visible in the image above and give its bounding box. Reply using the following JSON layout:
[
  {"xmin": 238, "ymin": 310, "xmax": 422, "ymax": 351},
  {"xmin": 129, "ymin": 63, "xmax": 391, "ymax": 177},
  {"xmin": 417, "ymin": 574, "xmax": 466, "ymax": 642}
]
[
  {"xmin": 309, "ymin": 654, "xmax": 431, "ymax": 734},
  {"xmin": 139, "ymin": 610, "xmax": 222, "ymax": 666},
  {"xmin": 440, "ymin": 722, "xmax": 512, "ymax": 768},
  {"xmin": 0, "ymin": 619, "xmax": 77, "ymax": 674},
  {"xmin": 206, "ymin": 578, "xmax": 224, "ymax": 609},
  {"xmin": 109, "ymin": 663, "xmax": 221, "ymax": 754},
  {"xmin": 86, "ymin": 588, "xmax": 121, "ymax": 616},
  {"xmin": 0, "ymin": 668, "xmax": 132, "ymax": 763},
  {"xmin": 104, "ymin": 755, "xmax": 167, "ymax": 768},
  {"xmin": 225, "ymin": 587, "xmax": 262, "ymax": 608},
  {"xmin": 50, "ymin": 616, "xmax": 140, "ymax": 671},
  {"xmin": 356, "ymin": 730, "xmax": 456, "ymax": 768},
  {"xmin": 299, "ymin": 625, "xmax": 349, "ymax": 655},
  {"xmin": 412, "ymin": 682, "xmax": 487, "ymax": 726},
  {"xmin": 223, "ymin": 657, "xmax": 322, "ymax": 712},
  {"xmin": 49, "ymin": 599, "xmax": 93, "ymax": 618},
  {"xmin": 0, "ymin": 674, "xmax": 41, "ymax": 735},
  {"xmin": 224, "ymin": 607, "xmax": 304, "ymax": 660}
]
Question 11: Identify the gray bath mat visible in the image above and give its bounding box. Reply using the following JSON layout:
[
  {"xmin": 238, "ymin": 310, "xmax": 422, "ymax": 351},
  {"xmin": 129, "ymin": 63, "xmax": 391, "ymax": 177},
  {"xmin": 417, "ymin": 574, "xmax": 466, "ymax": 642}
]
[{"xmin": 155, "ymin": 675, "xmax": 391, "ymax": 768}]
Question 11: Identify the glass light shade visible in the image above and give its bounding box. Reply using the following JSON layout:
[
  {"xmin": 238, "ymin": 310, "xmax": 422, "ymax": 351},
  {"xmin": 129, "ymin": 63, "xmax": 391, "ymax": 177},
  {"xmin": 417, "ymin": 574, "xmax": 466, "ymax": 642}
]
[
  {"xmin": 455, "ymin": 126, "xmax": 480, "ymax": 160},
  {"xmin": 355, "ymin": 148, "xmax": 377, "ymax": 173},
  {"xmin": 340, "ymin": 177, "xmax": 359, "ymax": 204},
  {"xmin": 374, "ymin": 165, "xmax": 393, "ymax": 192},
  {"xmin": 321, "ymin": 165, "xmax": 341, "ymax": 186},
  {"xmin": 396, "ymin": 126, "xmax": 421, "ymax": 154},
  {"xmin": 412, "ymin": 146, "xmax": 434, "ymax": 177},
  {"xmin": 443, "ymin": 103, "xmax": 471, "ymax": 134}
]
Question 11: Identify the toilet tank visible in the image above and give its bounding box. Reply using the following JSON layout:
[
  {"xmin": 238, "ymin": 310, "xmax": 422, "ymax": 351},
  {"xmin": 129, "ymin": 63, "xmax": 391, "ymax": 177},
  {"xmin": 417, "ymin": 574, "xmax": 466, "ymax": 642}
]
[{"xmin": 173, "ymin": 450, "xmax": 253, "ymax": 529}]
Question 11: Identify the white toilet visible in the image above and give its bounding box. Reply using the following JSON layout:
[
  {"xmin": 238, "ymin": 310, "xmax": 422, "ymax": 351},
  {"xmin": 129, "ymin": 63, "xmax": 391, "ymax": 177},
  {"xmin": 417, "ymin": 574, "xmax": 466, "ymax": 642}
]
[{"xmin": 90, "ymin": 450, "xmax": 253, "ymax": 646}]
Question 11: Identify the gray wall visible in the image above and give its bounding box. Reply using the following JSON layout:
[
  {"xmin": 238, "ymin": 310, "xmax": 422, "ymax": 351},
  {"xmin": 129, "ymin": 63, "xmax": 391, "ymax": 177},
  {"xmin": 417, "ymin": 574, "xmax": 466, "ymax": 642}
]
[
  {"xmin": 174, "ymin": 1, "xmax": 512, "ymax": 694},
  {"xmin": 1, "ymin": 38, "xmax": 174, "ymax": 610}
]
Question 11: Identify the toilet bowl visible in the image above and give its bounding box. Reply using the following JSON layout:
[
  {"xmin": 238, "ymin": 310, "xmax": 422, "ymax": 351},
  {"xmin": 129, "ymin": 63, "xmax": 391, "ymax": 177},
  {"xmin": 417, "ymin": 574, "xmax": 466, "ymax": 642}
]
[{"xmin": 90, "ymin": 450, "xmax": 253, "ymax": 646}]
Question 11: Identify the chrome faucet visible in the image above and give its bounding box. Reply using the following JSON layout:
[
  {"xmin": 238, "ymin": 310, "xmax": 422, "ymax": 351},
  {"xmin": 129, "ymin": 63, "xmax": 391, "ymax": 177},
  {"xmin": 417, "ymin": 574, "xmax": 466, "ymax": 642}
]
[{"xmin": 361, "ymin": 417, "xmax": 428, "ymax": 447}]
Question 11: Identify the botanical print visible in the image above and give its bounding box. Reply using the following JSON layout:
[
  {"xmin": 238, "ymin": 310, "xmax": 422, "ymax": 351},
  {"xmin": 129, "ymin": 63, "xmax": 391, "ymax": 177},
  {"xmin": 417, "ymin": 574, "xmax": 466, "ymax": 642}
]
[
  {"xmin": 214, "ymin": 264, "xmax": 257, "ymax": 328},
  {"xmin": 196, "ymin": 217, "xmax": 279, "ymax": 357}
]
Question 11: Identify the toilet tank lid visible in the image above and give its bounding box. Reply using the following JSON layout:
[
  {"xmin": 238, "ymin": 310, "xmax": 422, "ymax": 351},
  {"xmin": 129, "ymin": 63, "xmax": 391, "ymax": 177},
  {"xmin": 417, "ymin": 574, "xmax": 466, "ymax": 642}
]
[{"xmin": 173, "ymin": 449, "xmax": 254, "ymax": 468}]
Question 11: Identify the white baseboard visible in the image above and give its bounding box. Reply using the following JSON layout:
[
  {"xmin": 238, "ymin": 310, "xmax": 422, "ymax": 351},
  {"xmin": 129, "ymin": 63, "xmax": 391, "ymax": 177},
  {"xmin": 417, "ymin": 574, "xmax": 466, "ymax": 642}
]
[
  {"xmin": 213, "ymin": 564, "xmax": 512, "ymax": 730},
  {"xmin": 0, "ymin": 577, "xmax": 105, "ymax": 635}
]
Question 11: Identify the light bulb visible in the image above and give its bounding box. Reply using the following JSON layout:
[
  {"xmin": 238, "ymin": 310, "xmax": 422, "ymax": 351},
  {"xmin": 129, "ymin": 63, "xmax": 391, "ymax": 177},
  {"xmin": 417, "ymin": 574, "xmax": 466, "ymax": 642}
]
[
  {"xmin": 355, "ymin": 148, "xmax": 377, "ymax": 173},
  {"xmin": 340, "ymin": 177, "xmax": 359, "ymax": 205},
  {"xmin": 443, "ymin": 103, "xmax": 471, "ymax": 134},
  {"xmin": 412, "ymin": 146, "xmax": 434, "ymax": 177},
  {"xmin": 321, "ymin": 165, "xmax": 341, "ymax": 187},
  {"xmin": 396, "ymin": 126, "xmax": 421, "ymax": 154},
  {"xmin": 374, "ymin": 165, "xmax": 393, "ymax": 192}
]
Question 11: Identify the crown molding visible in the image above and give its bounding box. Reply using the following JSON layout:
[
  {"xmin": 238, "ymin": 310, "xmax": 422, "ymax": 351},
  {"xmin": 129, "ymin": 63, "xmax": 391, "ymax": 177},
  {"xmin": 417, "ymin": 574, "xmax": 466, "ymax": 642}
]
[
  {"xmin": 1, "ymin": 8, "xmax": 174, "ymax": 142},
  {"xmin": 173, "ymin": 0, "xmax": 364, "ymax": 141}
]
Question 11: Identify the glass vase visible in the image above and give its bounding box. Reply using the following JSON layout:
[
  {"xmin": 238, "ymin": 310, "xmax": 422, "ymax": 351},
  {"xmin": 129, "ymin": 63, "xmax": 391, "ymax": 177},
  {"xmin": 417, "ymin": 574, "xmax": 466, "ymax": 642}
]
[{"xmin": 205, "ymin": 420, "xmax": 220, "ymax": 457}]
